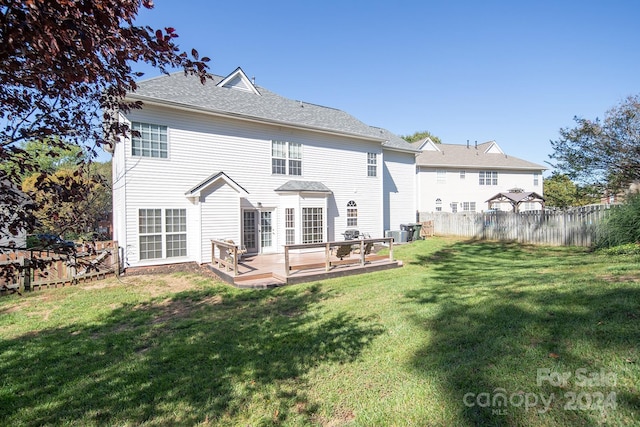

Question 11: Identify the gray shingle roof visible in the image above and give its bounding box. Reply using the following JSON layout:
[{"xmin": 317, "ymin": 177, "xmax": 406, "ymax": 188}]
[
  {"xmin": 129, "ymin": 70, "xmax": 417, "ymax": 153},
  {"xmin": 275, "ymin": 181, "xmax": 332, "ymax": 193},
  {"xmin": 416, "ymin": 141, "xmax": 545, "ymax": 170}
]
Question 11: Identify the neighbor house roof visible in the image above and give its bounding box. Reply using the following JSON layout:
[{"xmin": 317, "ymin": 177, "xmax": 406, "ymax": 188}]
[
  {"xmin": 415, "ymin": 139, "xmax": 545, "ymax": 170},
  {"xmin": 129, "ymin": 67, "xmax": 418, "ymax": 153}
]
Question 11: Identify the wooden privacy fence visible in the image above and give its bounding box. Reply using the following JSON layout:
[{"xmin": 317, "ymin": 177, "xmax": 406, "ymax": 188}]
[
  {"xmin": 0, "ymin": 240, "xmax": 119, "ymax": 294},
  {"xmin": 419, "ymin": 205, "xmax": 611, "ymax": 247}
]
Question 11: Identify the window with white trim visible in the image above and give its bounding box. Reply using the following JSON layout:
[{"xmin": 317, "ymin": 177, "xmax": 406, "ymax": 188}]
[
  {"xmin": 533, "ymin": 173, "xmax": 539, "ymax": 186},
  {"xmin": 367, "ymin": 153, "xmax": 377, "ymax": 177},
  {"xmin": 139, "ymin": 209, "xmax": 162, "ymax": 260},
  {"xmin": 451, "ymin": 202, "xmax": 458, "ymax": 213},
  {"xmin": 461, "ymin": 202, "xmax": 477, "ymax": 212},
  {"xmin": 435, "ymin": 198, "xmax": 442, "ymax": 212},
  {"xmin": 165, "ymin": 209, "xmax": 187, "ymax": 257},
  {"xmin": 302, "ymin": 207, "xmax": 323, "ymax": 243},
  {"xmin": 437, "ymin": 170, "xmax": 446, "ymax": 183},
  {"xmin": 272, "ymin": 141, "xmax": 302, "ymax": 175},
  {"xmin": 138, "ymin": 208, "xmax": 187, "ymax": 260},
  {"xmin": 285, "ymin": 208, "xmax": 295, "ymax": 245},
  {"xmin": 347, "ymin": 200, "xmax": 357, "ymax": 227},
  {"xmin": 131, "ymin": 122, "xmax": 168, "ymax": 158},
  {"xmin": 479, "ymin": 171, "xmax": 498, "ymax": 185},
  {"xmin": 460, "ymin": 170, "xmax": 466, "ymax": 180}
]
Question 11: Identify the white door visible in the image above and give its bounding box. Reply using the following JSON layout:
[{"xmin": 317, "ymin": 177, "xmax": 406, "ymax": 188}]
[{"xmin": 260, "ymin": 210, "xmax": 276, "ymax": 253}]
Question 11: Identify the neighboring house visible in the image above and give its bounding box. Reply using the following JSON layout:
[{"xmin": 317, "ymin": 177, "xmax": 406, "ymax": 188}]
[
  {"xmin": 415, "ymin": 138, "xmax": 546, "ymax": 213},
  {"xmin": 111, "ymin": 67, "xmax": 418, "ymax": 268},
  {"xmin": 0, "ymin": 179, "xmax": 30, "ymax": 249}
]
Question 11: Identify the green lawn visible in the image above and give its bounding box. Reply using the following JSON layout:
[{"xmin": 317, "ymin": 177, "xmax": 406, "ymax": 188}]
[{"xmin": 1, "ymin": 237, "xmax": 638, "ymax": 426}]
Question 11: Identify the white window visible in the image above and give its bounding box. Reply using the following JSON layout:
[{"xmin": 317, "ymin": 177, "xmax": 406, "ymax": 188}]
[
  {"xmin": 451, "ymin": 202, "xmax": 458, "ymax": 213},
  {"xmin": 460, "ymin": 171, "xmax": 466, "ymax": 180},
  {"xmin": 139, "ymin": 209, "xmax": 162, "ymax": 260},
  {"xmin": 533, "ymin": 173, "xmax": 539, "ymax": 186},
  {"xmin": 138, "ymin": 208, "xmax": 187, "ymax": 260},
  {"xmin": 285, "ymin": 208, "xmax": 295, "ymax": 245},
  {"xmin": 347, "ymin": 200, "xmax": 358, "ymax": 227},
  {"xmin": 435, "ymin": 198, "xmax": 442, "ymax": 212},
  {"xmin": 437, "ymin": 170, "xmax": 446, "ymax": 183},
  {"xmin": 461, "ymin": 202, "xmax": 477, "ymax": 212},
  {"xmin": 272, "ymin": 141, "xmax": 302, "ymax": 176},
  {"xmin": 479, "ymin": 171, "xmax": 498, "ymax": 185},
  {"xmin": 302, "ymin": 207, "xmax": 323, "ymax": 243},
  {"xmin": 367, "ymin": 153, "xmax": 377, "ymax": 177},
  {"xmin": 131, "ymin": 122, "xmax": 168, "ymax": 158},
  {"xmin": 165, "ymin": 209, "xmax": 187, "ymax": 257}
]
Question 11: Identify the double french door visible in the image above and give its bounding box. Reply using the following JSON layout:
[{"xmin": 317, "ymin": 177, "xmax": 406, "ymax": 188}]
[{"xmin": 242, "ymin": 209, "xmax": 275, "ymax": 254}]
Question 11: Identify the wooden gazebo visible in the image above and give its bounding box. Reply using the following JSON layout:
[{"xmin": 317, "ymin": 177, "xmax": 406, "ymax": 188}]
[{"xmin": 486, "ymin": 189, "xmax": 545, "ymax": 212}]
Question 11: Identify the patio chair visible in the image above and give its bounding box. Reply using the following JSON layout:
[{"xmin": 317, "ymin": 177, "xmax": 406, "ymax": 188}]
[{"xmin": 335, "ymin": 244, "xmax": 352, "ymax": 260}]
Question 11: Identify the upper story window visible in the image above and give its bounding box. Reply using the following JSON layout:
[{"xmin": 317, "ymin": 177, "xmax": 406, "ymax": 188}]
[
  {"xmin": 347, "ymin": 200, "xmax": 358, "ymax": 227},
  {"xmin": 460, "ymin": 171, "xmax": 466, "ymax": 180},
  {"xmin": 367, "ymin": 153, "xmax": 377, "ymax": 177},
  {"xmin": 479, "ymin": 171, "xmax": 498, "ymax": 185},
  {"xmin": 462, "ymin": 201, "xmax": 477, "ymax": 212},
  {"xmin": 272, "ymin": 141, "xmax": 302, "ymax": 175},
  {"xmin": 437, "ymin": 170, "xmax": 446, "ymax": 183},
  {"xmin": 131, "ymin": 122, "xmax": 168, "ymax": 158},
  {"xmin": 533, "ymin": 173, "xmax": 539, "ymax": 186},
  {"xmin": 435, "ymin": 198, "xmax": 442, "ymax": 212}
]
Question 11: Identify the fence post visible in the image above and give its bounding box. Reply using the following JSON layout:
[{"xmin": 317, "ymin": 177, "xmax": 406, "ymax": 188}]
[{"xmin": 21, "ymin": 257, "xmax": 31, "ymax": 292}]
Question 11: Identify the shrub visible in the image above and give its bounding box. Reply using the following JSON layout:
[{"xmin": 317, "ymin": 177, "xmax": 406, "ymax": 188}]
[{"xmin": 596, "ymin": 192, "xmax": 640, "ymax": 248}]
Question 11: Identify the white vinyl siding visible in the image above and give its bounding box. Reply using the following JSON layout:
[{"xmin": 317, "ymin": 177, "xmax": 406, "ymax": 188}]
[
  {"xmin": 131, "ymin": 122, "xmax": 168, "ymax": 158},
  {"xmin": 117, "ymin": 105, "xmax": 389, "ymax": 265}
]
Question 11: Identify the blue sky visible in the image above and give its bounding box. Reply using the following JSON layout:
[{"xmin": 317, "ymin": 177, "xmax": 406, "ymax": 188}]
[{"xmin": 132, "ymin": 0, "xmax": 639, "ymax": 174}]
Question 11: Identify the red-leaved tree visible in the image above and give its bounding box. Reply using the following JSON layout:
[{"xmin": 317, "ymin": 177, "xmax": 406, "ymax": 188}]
[{"xmin": 0, "ymin": 0, "xmax": 210, "ymax": 284}]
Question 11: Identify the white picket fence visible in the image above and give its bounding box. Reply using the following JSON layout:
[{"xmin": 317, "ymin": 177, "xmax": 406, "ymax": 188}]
[{"xmin": 418, "ymin": 205, "xmax": 612, "ymax": 247}]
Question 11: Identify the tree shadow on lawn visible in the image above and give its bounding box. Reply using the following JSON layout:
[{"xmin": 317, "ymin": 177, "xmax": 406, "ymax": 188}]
[
  {"xmin": 405, "ymin": 240, "xmax": 640, "ymax": 426},
  {"xmin": 0, "ymin": 283, "xmax": 384, "ymax": 425}
]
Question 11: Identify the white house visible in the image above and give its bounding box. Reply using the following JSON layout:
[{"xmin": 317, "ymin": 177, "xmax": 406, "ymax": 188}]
[
  {"xmin": 112, "ymin": 67, "xmax": 418, "ymax": 268},
  {"xmin": 415, "ymin": 138, "xmax": 546, "ymax": 213}
]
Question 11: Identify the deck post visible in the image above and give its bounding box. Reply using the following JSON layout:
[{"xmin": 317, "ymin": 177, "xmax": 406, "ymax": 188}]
[
  {"xmin": 359, "ymin": 240, "xmax": 365, "ymax": 266},
  {"xmin": 325, "ymin": 242, "xmax": 331, "ymax": 271},
  {"xmin": 232, "ymin": 246, "xmax": 238, "ymax": 277},
  {"xmin": 389, "ymin": 238, "xmax": 394, "ymax": 261},
  {"xmin": 284, "ymin": 245, "xmax": 290, "ymax": 277}
]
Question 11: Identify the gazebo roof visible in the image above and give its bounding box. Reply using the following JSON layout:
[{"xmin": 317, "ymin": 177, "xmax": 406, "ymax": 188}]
[{"xmin": 486, "ymin": 191, "xmax": 545, "ymax": 204}]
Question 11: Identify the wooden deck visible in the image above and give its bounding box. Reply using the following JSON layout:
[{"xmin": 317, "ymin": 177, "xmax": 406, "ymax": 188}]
[{"xmin": 208, "ymin": 238, "xmax": 402, "ymax": 288}]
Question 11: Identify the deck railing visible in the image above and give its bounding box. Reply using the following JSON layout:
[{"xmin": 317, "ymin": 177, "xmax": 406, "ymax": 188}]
[
  {"xmin": 284, "ymin": 237, "xmax": 394, "ymax": 277},
  {"xmin": 211, "ymin": 239, "xmax": 244, "ymax": 277}
]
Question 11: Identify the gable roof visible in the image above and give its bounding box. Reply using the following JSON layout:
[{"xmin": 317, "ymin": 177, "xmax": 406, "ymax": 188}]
[
  {"xmin": 415, "ymin": 140, "xmax": 545, "ymax": 170},
  {"xmin": 129, "ymin": 68, "xmax": 417, "ymax": 153},
  {"xmin": 185, "ymin": 171, "xmax": 249, "ymax": 198}
]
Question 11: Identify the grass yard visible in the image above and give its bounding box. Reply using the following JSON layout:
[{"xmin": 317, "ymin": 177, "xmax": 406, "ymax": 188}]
[{"xmin": 0, "ymin": 237, "xmax": 639, "ymax": 426}]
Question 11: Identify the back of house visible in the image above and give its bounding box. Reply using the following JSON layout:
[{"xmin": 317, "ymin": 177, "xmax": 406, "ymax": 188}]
[{"xmin": 111, "ymin": 68, "xmax": 418, "ymax": 268}]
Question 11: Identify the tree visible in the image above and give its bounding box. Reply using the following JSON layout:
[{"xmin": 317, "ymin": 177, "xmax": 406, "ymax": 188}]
[
  {"xmin": 549, "ymin": 95, "xmax": 640, "ymax": 192},
  {"xmin": 401, "ymin": 130, "xmax": 442, "ymax": 144},
  {"xmin": 543, "ymin": 174, "xmax": 599, "ymax": 209},
  {"xmin": 0, "ymin": 0, "xmax": 210, "ymax": 248}
]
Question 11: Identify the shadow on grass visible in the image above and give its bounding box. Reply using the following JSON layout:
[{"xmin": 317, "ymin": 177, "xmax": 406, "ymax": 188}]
[
  {"xmin": 406, "ymin": 240, "xmax": 640, "ymax": 426},
  {"xmin": 0, "ymin": 283, "xmax": 384, "ymax": 425}
]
